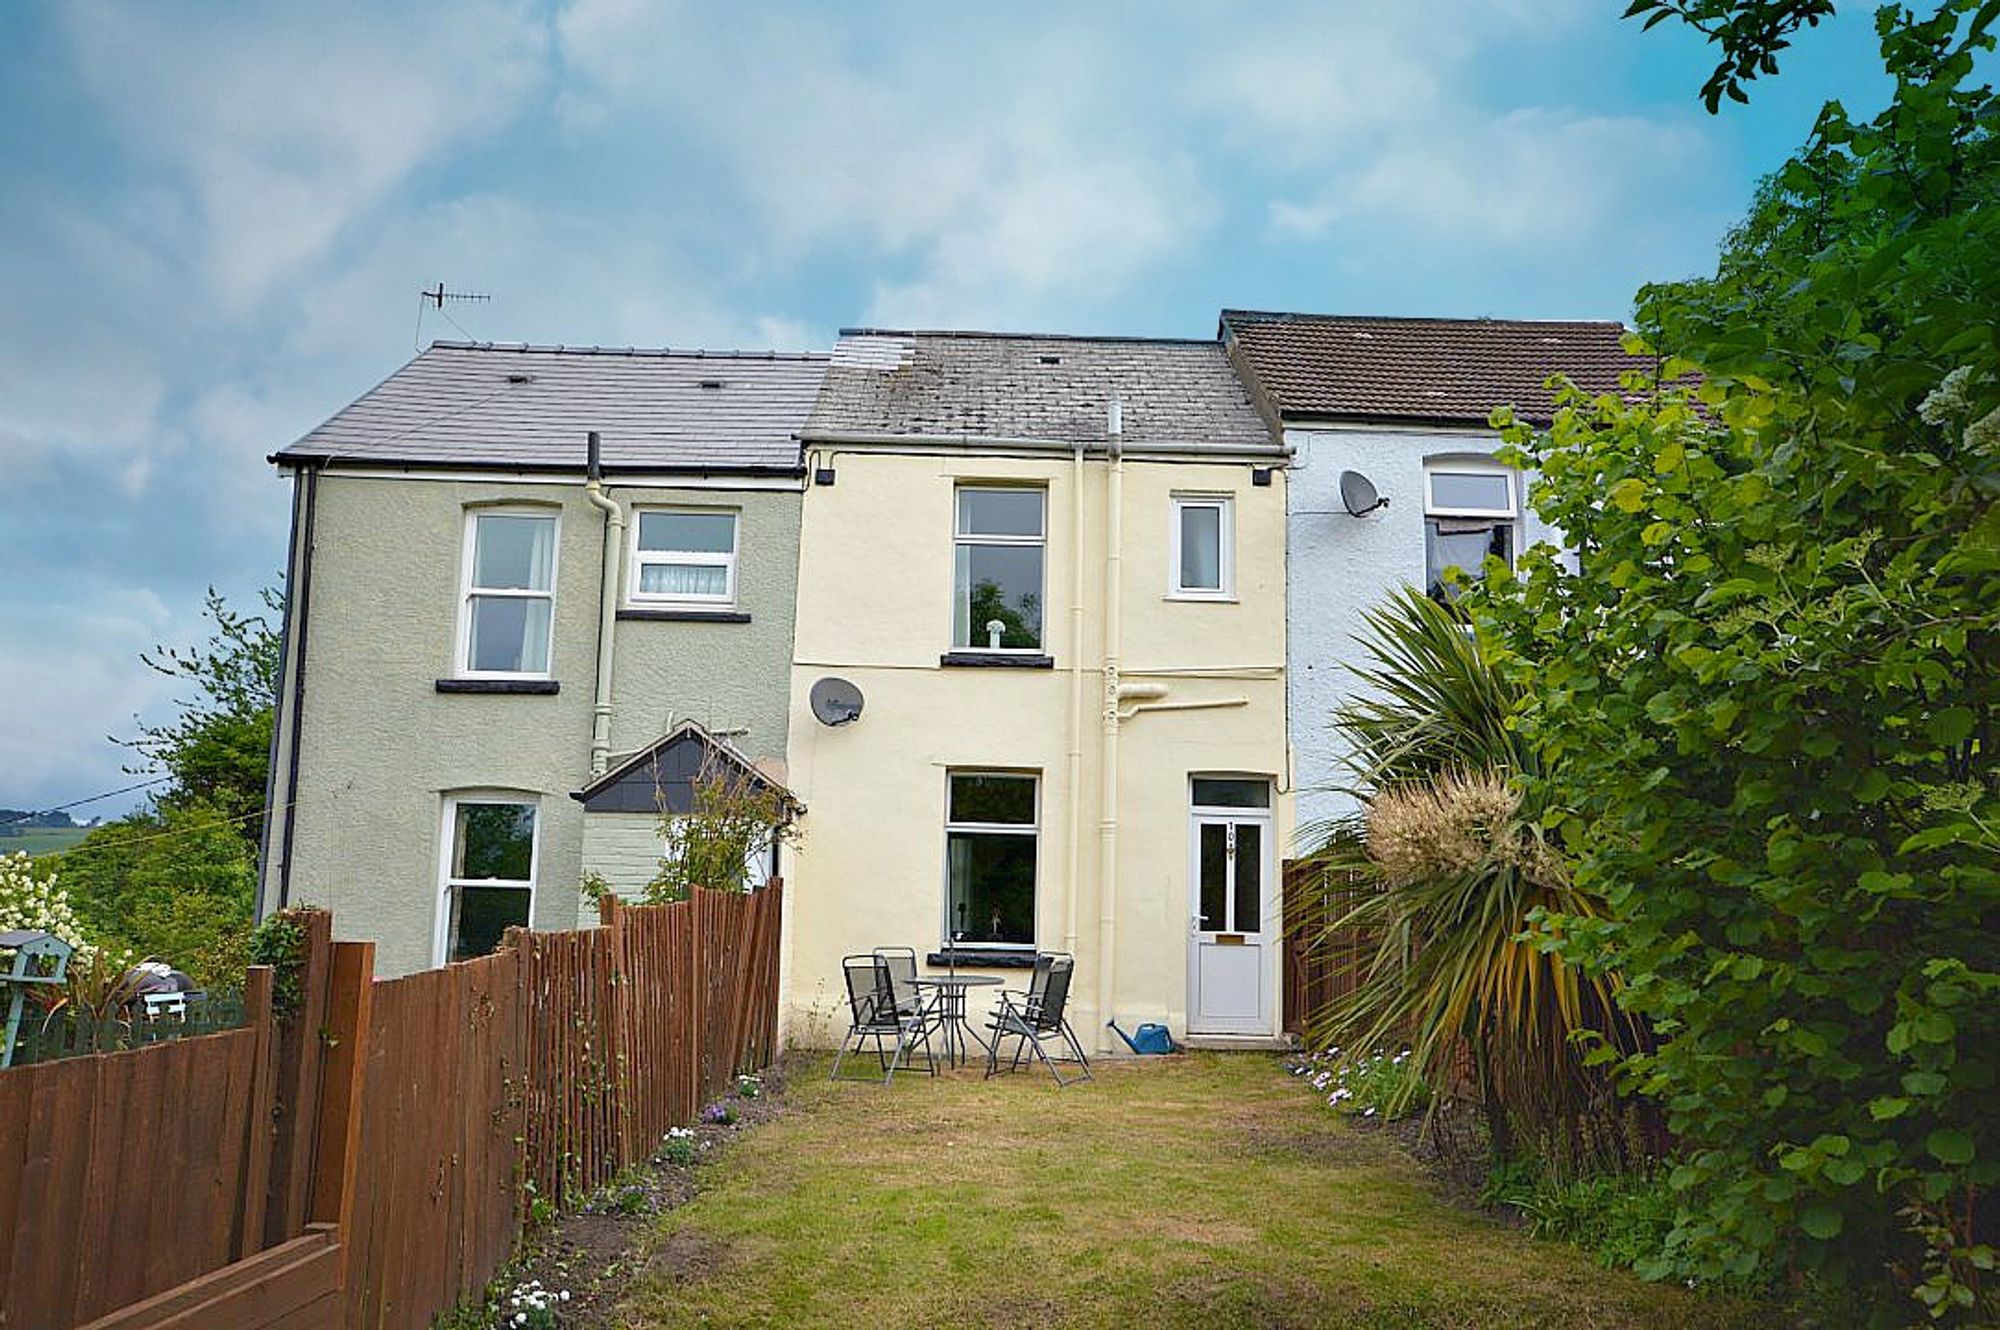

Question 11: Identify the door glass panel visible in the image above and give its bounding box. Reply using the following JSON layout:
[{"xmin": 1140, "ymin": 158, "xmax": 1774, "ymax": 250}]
[
  {"xmin": 1233, "ymin": 822, "xmax": 1262, "ymax": 934},
  {"xmin": 1191, "ymin": 778, "xmax": 1270, "ymax": 809},
  {"xmin": 1198, "ymin": 823, "xmax": 1227, "ymax": 931}
]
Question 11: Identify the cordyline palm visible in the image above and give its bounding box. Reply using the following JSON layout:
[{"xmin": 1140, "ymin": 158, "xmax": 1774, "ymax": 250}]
[{"xmin": 1296, "ymin": 586, "xmax": 1644, "ymax": 1168}]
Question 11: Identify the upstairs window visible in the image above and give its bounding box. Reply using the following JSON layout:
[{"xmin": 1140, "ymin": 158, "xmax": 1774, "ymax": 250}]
[
  {"xmin": 1170, "ymin": 495, "xmax": 1234, "ymax": 598},
  {"xmin": 944, "ymin": 772, "xmax": 1038, "ymax": 949},
  {"xmin": 460, "ymin": 511, "xmax": 556, "ymax": 676},
  {"xmin": 632, "ymin": 509, "xmax": 738, "ymax": 606},
  {"xmin": 1424, "ymin": 463, "xmax": 1516, "ymax": 602},
  {"xmin": 438, "ymin": 796, "xmax": 537, "ymax": 963},
  {"xmin": 953, "ymin": 488, "xmax": 1045, "ymax": 651}
]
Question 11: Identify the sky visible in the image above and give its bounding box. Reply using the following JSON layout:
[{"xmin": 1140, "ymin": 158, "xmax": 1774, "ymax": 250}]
[{"xmin": 0, "ymin": 0, "xmax": 1887, "ymax": 820}]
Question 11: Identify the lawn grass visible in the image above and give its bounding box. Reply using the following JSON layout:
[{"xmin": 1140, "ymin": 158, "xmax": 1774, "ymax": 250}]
[
  {"xmin": 609, "ymin": 1052, "xmax": 1754, "ymax": 1330},
  {"xmin": 1, "ymin": 827, "xmax": 90, "ymax": 858}
]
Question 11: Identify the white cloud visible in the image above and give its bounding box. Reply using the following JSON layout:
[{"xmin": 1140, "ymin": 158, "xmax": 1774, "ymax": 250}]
[{"xmin": 60, "ymin": 0, "xmax": 551, "ymax": 312}]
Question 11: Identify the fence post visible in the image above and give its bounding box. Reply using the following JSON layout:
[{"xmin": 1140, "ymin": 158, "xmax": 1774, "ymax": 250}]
[
  {"xmin": 309, "ymin": 940, "xmax": 374, "ymax": 1283},
  {"xmin": 233, "ymin": 965, "xmax": 277, "ymax": 1261},
  {"xmin": 598, "ymin": 894, "xmax": 635, "ymax": 1169},
  {"xmin": 264, "ymin": 908, "xmax": 334, "ymax": 1247}
]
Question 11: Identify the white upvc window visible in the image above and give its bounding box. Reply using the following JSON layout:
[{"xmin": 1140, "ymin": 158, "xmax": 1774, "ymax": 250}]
[
  {"xmin": 630, "ymin": 508, "xmax": 738, "ymax": 607},
  {"xmin": 943, "ymin": 771, "xmax": 1039, "ymax": 950},
  {"xmin": 952, "ymin": 487, "xmax": 1046, "ymax": 652},
  {"xmin": 457, "ymin": 509, "xmax": 558, "ymax": 677},
  {"xmin": 1169, "ymin": 494, "xmax": 1234, "ymax": 599},
  {"xmin": 435, "ymin": 794, "xmax": 539, "ymax": 964},
  {"xmin": 1423, "ymin": 459, "xmax": 1518, "ymax": 602}
]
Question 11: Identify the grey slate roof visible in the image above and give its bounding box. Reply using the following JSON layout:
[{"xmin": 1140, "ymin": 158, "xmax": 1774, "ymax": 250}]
[
  {"xmin": 804, "ymin": 330, "xmax": 1279, "ymax": 453},
  {"xmin": 277, "ymin": 342, "xmax": 830, "ymax": 471},
  {"xmin": 1220, "ymin": 310, "xmax": 1650, "ymax": 428}
]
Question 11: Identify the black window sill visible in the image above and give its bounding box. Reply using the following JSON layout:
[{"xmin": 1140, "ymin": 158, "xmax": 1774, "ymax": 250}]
[
  {"xmin": 616, "ymin": 608, "xmax": 752, "ymax": 624},
  {"xmin": 938, "ymin": 652, "xmax": 1055, "ymax": 670},
  {"xmin": 435, "ymin": 679, "xmax": 560, "ymax": 695},
  {"xmin": 926, "ymin": 950, "xmax": 1039, "ymax": 969}
]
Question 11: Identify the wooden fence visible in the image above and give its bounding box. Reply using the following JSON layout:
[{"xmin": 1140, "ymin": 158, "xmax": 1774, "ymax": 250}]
[
  {"xmin": 0, "ymin": 884, "xmax": 783, "ymax": 1330},
  {"xmin": 1282, "ymin": 858, "xmax": 1373, "ymax": 1039}
]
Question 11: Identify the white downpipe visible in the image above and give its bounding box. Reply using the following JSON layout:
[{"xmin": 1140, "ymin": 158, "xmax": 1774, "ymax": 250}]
[
  {"xmin": 583, "ymin": 431, "xmax": 625, "ymax": 778},
  {"xmin": 1095, "ymin": 400, "xmax": 1123, "ymax": 1052},
  {"xmin": 1063, "ymin": 437, "xmax": 1086, "ymax": 958}
]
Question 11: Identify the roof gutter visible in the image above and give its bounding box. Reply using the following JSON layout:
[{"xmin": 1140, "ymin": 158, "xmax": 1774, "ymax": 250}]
[
  {"xmin": 798, "ymin": 429, "xmax": 1291, "ymax": 462},
  {"xmin": 269, "ymin": 452, "xmax": 807, "ymax": 477}
]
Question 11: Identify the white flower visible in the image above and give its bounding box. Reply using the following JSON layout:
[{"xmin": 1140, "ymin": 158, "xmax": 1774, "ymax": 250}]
[
  {"xmin": 560, "ymin": 1290, "xmax": 571, "ymax": 1301},
  {"xmin": 1919, "ymin": 366, "xmax": 1973, "ymax": 425}
]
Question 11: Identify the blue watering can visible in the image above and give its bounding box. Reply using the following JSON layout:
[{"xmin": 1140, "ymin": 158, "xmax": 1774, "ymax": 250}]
[{"xmin": 1106, "ymin": 1018, "xmax": 1175, "ymax": 1055}]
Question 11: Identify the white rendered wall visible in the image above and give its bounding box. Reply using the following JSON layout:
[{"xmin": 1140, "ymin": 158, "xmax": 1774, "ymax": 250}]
[{"xmin": 1284, "ymin": 425, "xmax": 1562, "ymax": 841}]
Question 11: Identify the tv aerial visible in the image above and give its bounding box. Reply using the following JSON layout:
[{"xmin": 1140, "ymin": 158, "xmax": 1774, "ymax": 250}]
[
  {"xmin": 809, "ymin": 677, "xmax": 864, "ymax": 727},
  {"xmin": 414, "ymin": 282, "xmax": 494, "ymax": 350}
]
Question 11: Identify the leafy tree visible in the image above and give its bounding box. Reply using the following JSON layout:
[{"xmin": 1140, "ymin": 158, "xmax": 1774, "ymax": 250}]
[
  {"xmin": 122, "ymin": 585, "xmax": 282, "ymax": 847},
  {"xmin": 57, "ymin": 801, "xmax": 256, "ymax": 988},
  {"xmin": 1475, "ymin": 2, "xmax": 1997, "ymax": 1315},
  {"xmin": 644, "ymin": 755, "xmax": 799, "ymax": 904},
  {"xmin": 1622, "ymin": 0, "xmax": 1839, "ymax": 111}
]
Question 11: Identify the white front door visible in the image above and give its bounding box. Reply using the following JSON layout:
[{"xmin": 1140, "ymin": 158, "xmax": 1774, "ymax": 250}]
[{"xmin": 1187, "ymin": 780, "xmax": 1275, "ymax": 1035}]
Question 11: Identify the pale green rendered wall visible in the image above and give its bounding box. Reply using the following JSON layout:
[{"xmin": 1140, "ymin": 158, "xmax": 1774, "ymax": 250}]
[
  {"xmin": 578, "ymin": 813, "xmax": 667, "ymax": 913},
  {"xmin": 260, "ymin": 473, "xmax": 800, "ymax": 976}
]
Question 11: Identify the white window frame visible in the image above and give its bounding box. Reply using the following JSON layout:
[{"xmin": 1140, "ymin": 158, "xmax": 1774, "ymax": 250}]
[
  {"xmin": 455, "ymin": 507, "xmax": 559, "ymax": 679},
  {"xmin": 628, "ymin": 507, "xmax": 739, "ymax": 608},
  {"xmin": 433, "ymin": 792, "xmax": 540, "ymax": 966},
  {"xmin": 941, "ymin": 770, "xmax": 1040, "ymax": 952},
  {"xmin": 1168, "ymin": 493, "xmax": 1235, "ymax": 600},
  {"xmin": 952, "ymin": 487, "xmax": 1047, "ymax": 653},
  {"xmin": 1423, "ymin": 460, "xmax": 1517, "ymax": 520}
]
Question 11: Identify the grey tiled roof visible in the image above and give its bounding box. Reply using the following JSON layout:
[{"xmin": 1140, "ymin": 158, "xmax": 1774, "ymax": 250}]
[
  {"xmin": 278, "ymin": 342, "xmax": 829, "ymax": 471},
  {"xmin": 1220, "ymin": 310, "xmax": 1650, "ymax": 427},
  {"xmin": 805, "ymin": 330, "xmax": 1279, "ymax": 453}
]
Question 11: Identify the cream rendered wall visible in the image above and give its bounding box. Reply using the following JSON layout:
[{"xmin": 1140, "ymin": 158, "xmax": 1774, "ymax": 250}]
[
  {"xmin": 783, "ymin": 450, "xmax": 1290, "ymax": 1050},
  {"xmin": 261, "ymin": 471, "xmax": 800, "ymax": 977},
  {"xmin": 579, "ymin": 813, "xmax": 666, "ymax": 904}
]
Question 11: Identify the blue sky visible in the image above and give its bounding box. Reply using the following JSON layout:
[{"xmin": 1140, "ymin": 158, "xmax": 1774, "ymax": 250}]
[{"xmin": 0, "ymin": 0, "xmax": 1886, "ymax": 818}]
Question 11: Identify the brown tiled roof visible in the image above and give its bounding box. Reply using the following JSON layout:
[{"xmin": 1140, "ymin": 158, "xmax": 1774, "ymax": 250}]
[
  {"xmin": 1219, "ymin": 310, "xmax": 1652, "ymax": 427},
  {"xmin": 805, "ymin": 329, "xmax": 1280, "ymax": 454}
]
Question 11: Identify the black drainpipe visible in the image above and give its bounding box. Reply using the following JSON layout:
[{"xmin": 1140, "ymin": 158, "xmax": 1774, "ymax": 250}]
[{"xmin": 275, "ymin": 461, "xmax": 321, "ymax": 910}]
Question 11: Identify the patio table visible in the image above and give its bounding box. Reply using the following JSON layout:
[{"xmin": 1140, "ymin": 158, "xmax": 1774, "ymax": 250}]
[{"xmin": 912, "ymin": 975, "xmax": 1002, "ymax": 1068}]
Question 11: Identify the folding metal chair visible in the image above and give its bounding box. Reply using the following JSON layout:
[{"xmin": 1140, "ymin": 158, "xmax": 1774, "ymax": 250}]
[
  {"xmin": 830, "ymin": 954, "xmax": 936, "ymax": 1084},
  {"xmin": 984, "ymin": 953, "xmax": 1092, "ymax": 1087}
]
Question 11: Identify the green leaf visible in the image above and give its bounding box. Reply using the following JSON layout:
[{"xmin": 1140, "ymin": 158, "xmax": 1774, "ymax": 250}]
[
  {"xmin": 1610, "ymin": 478, "xmax": 1647, "ymax": 513},
  {"xmin": 1869, "ymin": 1096, "xmax": 1910, "ymax": 1120},
  {"xmin": 1799, "ymin": 1202, "xmax": 1844, "ymax": 1239},
  {"xmin": 1927, "ymin": 1129, "xmax": 1975, "ymax": 1166}
]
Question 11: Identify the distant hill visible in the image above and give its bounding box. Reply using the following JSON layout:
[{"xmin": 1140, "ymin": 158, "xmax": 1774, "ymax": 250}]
[{"xmin": 0, "ymin": 809, "xmax": 83, "ymax": 834}]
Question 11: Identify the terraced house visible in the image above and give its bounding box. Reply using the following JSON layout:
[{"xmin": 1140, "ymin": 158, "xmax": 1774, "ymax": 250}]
[
  {"xmin": 259, "ymin": 342, "xmax": 825, "ymax": 977},
  {"xmin": 1220, "ymin": 311, "xmax": 1647, "ymax": 832},
  {"xmin": 781, "ymin": 331, "xmax": 1293, "ymax": 1050}
]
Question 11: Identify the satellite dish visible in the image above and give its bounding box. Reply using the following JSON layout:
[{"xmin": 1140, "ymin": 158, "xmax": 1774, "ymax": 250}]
[
  {"xmin": 809, "ymin": 677, "xmax": 864, "ymax": 727},
  {"xmin": 1338, "ymin": 470, "xmax": 1388, "ymax": 517}
]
